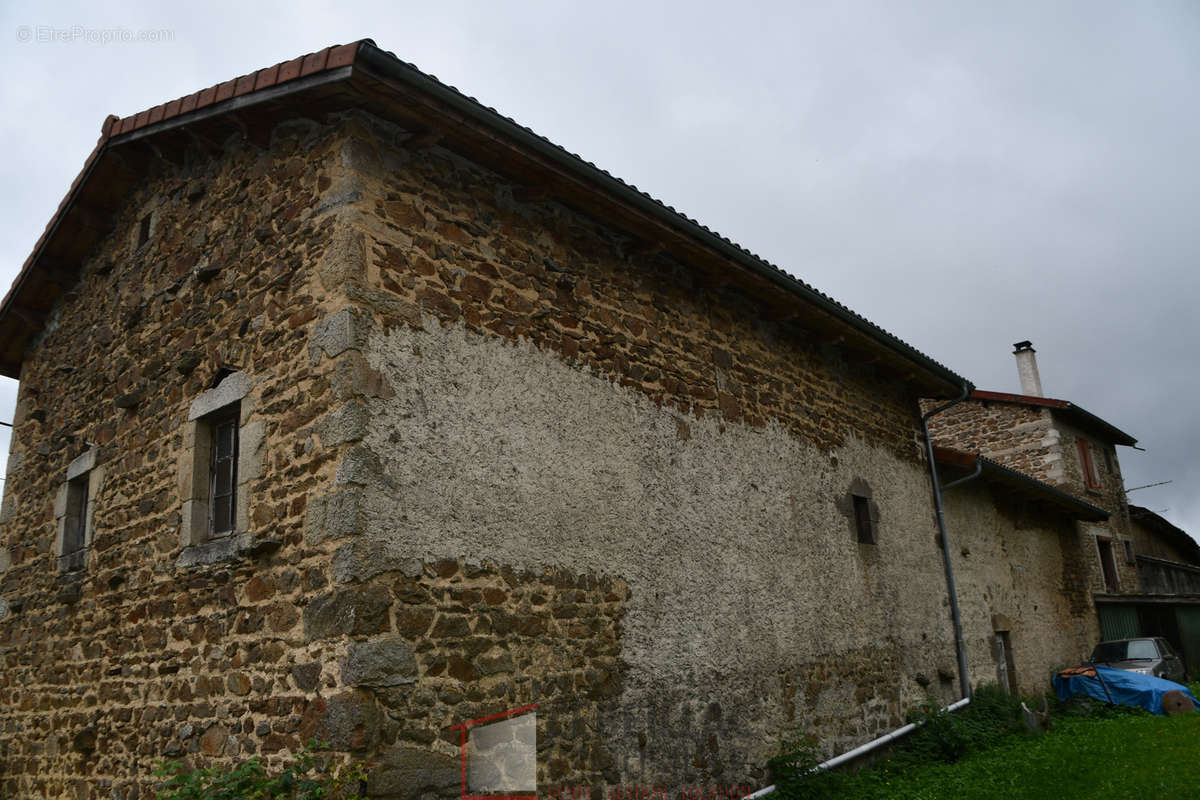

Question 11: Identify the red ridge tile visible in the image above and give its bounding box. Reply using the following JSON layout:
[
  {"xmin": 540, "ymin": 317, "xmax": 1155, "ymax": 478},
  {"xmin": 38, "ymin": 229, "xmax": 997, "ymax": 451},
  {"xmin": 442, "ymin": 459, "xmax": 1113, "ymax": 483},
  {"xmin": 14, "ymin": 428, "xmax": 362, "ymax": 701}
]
[
  {"xmin": 300, "ymin": 49, "xmax": 329, "ymax": 77},
  {"xmin": 180, "ymin": 92, "xmax": 199, "ymax": 114},
  {"xmin": 327, "ymin": 42, "xmax": 359, "ymax": 68},
  {"xmin": 278, "ymin": 56, "xmax": 304, "ymax": 83},
  {"xmin": 195, "ymin": 86, "xmax": 217, "ymax": 109},
  {"xmin": 214, "ymin": 79, "xmax": 238, "ymax": 103},
  {"xmin": 234, "ymin": 74, "xmax": 256, "ymax": 96},
  {"xmin": 254, "ymin": 65, "xmax": 280, "ymax": 90},
  {"xmin": 163, "ymin": 98, "xmax": 182, "ymax": 120},
  {"xmin": 147, "ymin": 104, "xmax": 165, "ymax": 124}
]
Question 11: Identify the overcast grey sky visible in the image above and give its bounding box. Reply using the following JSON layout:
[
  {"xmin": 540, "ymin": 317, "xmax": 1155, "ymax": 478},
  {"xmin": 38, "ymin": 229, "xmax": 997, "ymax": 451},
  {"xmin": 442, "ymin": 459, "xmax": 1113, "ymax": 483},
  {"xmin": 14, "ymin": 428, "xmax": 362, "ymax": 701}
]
[{"xmin": 1, "ymin": 1, "xmax": 1197, "ymax": 536}]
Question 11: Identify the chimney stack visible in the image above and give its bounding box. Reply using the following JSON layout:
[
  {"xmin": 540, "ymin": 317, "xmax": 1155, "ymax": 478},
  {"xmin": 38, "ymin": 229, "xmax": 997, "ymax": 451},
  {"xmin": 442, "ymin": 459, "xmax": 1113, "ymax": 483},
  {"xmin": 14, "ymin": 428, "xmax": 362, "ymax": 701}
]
[{"xmin": 1012, "ymin": 341, "xmax": 1043, "ymax": 397}]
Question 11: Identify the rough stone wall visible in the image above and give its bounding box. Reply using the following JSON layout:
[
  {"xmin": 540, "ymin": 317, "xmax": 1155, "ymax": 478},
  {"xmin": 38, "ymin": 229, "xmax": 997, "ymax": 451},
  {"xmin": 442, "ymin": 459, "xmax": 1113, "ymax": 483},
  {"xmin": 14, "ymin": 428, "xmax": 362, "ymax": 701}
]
[
  {"xmin": 0, "ymin": 120, "xmax": 377, "ymax": 799},
  {"xmin": 923, "ymin": 400, "xmax": 1062, "ymax": 485},
  {"xmin": 314, "ymin": 111, "xmax": 965, "ymax": 793},
  {"xmin": 945, "ymin": 485, "xmax": 1099, "ymax": 692}
]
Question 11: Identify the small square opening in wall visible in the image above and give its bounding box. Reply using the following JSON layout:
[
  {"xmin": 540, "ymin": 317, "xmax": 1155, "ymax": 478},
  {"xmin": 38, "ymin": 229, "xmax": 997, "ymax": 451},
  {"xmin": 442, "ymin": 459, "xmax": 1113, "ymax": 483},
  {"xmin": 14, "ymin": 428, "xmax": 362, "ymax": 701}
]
[{"xmin": 853, "ymin": 494, "xmax": 875, "ymax": 544}]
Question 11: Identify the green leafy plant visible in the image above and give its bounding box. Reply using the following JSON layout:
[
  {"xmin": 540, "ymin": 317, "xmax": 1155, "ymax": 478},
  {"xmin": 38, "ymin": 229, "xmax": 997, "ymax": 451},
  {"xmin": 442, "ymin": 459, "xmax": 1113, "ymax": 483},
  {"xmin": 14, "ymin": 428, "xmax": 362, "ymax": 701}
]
[
  {"xmin": 768, "ymin": 731, "xmax": 856, "ymax": 800},
  {"xmin": 154, "ymin": 743, "xmax": 366, "ymax": 800}
]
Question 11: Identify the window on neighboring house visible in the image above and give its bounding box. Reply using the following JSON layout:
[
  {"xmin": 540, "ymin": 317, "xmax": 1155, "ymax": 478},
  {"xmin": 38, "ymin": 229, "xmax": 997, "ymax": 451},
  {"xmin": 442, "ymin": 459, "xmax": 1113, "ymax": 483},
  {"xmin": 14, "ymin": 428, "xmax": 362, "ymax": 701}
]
[
  {"xmin": 852, "ymin": 494, "xmax": 875, "ymax": 544},
  {"xmin": 1097, "ymin": 537, "xmax": 1119, "ymax": 592},
  {"xmin": 1076, "ymin": 438, "xmax": 1102, "ymax": 490},
  {"xmin": 1123, "ymin": 539, "xmax": 1136, "ymax": 565}
]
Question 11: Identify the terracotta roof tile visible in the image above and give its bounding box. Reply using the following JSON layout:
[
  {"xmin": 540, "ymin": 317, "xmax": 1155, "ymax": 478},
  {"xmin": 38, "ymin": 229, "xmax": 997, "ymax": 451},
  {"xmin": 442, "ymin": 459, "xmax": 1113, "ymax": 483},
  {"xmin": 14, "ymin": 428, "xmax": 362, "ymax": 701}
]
[
  {"xmin": 147, "ymin": 104, "xmax": 165, "ymax": 125},
  {"xmin": 179, "ymin": 92, "xmax": 198, "ymax": 115},
  {"xmin": 234, "ymin": 74, "xmax": 256, "ymax": 96},
  {"xmin": 327, "ymin": 42, "xmax": 358, "ymax": 68},
  {"xmin": 163, "ymin": 98, "xmax": 182, "ymax": 120},
  {"xmin": 254, "ymin": 65, "xmax": 280, "ymax": 90},
  {"xmin": 194, "ymin": 85, "xmax": 217, "ymax": 109},
  {"xmin": 278, "ymin": 56, "xmax": 304, "ymax": 83},
  {"xmin": 300, "ymin": 49, "xmax": 329, "ymax": 77},
  {"xmin": 214, "ymin": 78, "xmax": 237, "ymax": 103}
]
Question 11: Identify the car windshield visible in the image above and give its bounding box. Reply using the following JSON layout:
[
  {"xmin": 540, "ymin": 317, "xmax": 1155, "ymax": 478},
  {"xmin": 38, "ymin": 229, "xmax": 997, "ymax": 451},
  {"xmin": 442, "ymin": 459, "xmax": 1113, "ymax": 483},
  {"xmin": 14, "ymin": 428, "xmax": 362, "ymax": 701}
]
[{"xmin": 1092, "ymin": 640, "xmax": 1158, "ymax": 662}]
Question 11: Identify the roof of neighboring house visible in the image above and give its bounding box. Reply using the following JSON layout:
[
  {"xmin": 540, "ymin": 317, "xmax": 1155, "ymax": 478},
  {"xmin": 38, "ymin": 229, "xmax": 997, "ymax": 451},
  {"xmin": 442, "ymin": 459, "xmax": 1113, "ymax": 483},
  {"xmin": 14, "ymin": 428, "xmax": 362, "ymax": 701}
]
[
  {"xmin": 934, "ymin": 445, "xmax": 1110, "ymax": 521},
  {"xmin": 0, "ymin": 40, "xmax": 971, "ymax": 395},
  {"xmin": 1129, "ymin": 505, "xmax": 1200, "ymax": 564},
  {"xmin": 969, "ymin": 390, "xmax": 1137, "ymax": 447}
]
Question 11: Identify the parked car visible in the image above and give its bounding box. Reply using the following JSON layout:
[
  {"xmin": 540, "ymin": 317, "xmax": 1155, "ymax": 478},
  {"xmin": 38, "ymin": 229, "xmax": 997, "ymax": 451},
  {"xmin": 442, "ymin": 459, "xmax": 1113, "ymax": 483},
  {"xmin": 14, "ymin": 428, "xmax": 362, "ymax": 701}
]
[{"xmin": 1089, "ymin": 637, "xmax": 1186, "ymax": 682}]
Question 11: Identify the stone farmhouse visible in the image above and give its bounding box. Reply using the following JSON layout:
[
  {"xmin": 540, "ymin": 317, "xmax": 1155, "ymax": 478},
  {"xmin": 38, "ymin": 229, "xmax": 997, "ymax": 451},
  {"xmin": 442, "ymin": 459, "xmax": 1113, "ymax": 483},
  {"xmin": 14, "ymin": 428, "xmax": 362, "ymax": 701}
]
[
  {"xmin": 926, "ymin": 344, "xmax": 1200, "ymax": 676},
  {"xmin": 0, "ymin": 40, "xmax": 1195, "ymax": 799}
]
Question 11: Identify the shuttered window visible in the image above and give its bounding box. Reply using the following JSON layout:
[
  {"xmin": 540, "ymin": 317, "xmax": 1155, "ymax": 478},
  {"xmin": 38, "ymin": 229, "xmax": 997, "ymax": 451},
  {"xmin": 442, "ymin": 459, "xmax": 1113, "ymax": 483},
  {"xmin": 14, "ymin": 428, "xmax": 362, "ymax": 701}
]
[{"xmin": 1076, "ymin": 438, "xmax": 1102, "ymax": 489}]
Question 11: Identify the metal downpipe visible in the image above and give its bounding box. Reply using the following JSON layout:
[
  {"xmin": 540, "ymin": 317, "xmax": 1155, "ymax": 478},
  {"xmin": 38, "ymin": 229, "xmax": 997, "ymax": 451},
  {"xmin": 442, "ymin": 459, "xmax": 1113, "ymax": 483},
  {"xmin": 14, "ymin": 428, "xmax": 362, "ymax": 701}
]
[{"xmin": 922, "ymin": 383, "xmax": 973, "ymax": 700}]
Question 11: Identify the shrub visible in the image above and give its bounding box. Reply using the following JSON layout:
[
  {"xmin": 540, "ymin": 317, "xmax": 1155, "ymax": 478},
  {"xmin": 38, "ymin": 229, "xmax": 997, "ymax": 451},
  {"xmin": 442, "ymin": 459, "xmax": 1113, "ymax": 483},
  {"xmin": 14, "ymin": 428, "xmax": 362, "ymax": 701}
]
[{"xmin": 154, "ymin": 745, "xmax": 365, "ymax": 800}]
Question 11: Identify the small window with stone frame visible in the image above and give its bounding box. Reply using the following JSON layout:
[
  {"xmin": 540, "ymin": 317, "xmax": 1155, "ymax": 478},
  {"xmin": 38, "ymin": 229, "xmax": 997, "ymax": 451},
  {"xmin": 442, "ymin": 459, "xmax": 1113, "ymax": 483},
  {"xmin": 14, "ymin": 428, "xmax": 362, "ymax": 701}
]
[
  {"xmin": 61, "ymin": 476, "xmax": 89, "ymax": 572},
  {"xmin": 180, "ymin": 370, "xmax": 261, "ymax": 555},
  {"xmin": 55, "ymin": 449, "xmax": 101, "ymax": 574},
  {"xmin": 1123, "ymin": 539, "xmax": 1136, "ymax": 565}
]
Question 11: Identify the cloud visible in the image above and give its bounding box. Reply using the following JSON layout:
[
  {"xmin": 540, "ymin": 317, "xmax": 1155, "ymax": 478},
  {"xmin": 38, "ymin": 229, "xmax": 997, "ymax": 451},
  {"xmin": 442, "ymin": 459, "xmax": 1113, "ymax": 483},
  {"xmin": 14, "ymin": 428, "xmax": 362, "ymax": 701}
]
[{"xmin": 0, "ymin": 0, "xmax": 1196, "ymax": 536}]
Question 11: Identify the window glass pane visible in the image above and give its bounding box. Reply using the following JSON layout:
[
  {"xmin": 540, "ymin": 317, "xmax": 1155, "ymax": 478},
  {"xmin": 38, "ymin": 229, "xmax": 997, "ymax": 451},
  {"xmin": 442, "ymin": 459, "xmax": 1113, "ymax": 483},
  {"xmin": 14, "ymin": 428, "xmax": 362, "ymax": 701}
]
[
  {"xmin": 1127, "ymin": 640, "xmax": 1156, "ymax": 659},
  {"xmin": 63, "ymin": 478, "xmax": 88, "ymax": 555},
  {"xmin": 213, "ymin": 495, "xmax": 232, "ymax": 533},
  {"xmin": 215, "ymin": 421, "xmax": 235, "ymax": 459},
  {"xmin": 215, "ymin": 460, "xmax": 233, "ymax": 496}
]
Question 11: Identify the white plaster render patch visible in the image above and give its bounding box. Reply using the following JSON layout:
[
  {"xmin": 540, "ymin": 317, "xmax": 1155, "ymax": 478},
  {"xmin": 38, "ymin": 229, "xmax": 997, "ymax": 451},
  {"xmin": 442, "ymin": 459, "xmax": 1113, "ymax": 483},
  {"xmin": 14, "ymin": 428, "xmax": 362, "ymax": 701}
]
[{"xmin": 358, "ymin": 319, "xmax": 958, "ymax": 774}]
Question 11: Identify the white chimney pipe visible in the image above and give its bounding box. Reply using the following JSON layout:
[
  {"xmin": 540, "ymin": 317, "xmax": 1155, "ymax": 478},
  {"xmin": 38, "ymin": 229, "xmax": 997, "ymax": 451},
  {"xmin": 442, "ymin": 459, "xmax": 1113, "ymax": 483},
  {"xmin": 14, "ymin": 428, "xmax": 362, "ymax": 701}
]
[{"xmin": 1013, "ymin": 341, "xmax": 1043, "ymax": 397}]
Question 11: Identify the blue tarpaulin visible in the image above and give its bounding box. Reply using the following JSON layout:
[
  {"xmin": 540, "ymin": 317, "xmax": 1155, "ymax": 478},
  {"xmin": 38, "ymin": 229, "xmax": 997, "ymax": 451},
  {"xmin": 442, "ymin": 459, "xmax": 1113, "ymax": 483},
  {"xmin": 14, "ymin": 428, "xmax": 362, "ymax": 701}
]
[{"xmin": 1053, "ymin": 665, "xmax": 1199, "ymax": 715}]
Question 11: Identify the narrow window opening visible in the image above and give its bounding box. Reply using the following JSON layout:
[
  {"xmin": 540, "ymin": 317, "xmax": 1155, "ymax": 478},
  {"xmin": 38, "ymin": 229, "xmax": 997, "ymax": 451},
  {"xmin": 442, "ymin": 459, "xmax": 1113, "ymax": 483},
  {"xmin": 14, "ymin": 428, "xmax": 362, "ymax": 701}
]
[
  {"xmin": 1123, "ymin": 539, "xmax": 1136, "ymax": 565},
  {"xmin": 208, "ymin": 405, "xmax": 239, "ymax": 537},
  {"xmin": 62, "ymin": 475, "xmax": 89, "ymax": 572},
  {"xmin": 137, "ymin": 213, "xmax": 152, "ymax": 247},
  {"xmin": 1097, "ymin": 538, "xmax": 1119, "ymax": 592},
  {"xmin": 1103, "ymin": 447, "xmax": 1113, "ymax": 474},
  {"xmin": 852, "ymin": 494, "xmax": 874, "ymax": 544}
]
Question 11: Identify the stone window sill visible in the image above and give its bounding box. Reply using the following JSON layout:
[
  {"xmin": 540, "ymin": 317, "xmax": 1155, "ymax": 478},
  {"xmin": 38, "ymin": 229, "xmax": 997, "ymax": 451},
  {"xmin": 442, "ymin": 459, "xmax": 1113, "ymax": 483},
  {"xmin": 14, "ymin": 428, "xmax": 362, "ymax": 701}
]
[{"xmin": 175, "ymin": 532, "xmax": 281, "ymax": 569}]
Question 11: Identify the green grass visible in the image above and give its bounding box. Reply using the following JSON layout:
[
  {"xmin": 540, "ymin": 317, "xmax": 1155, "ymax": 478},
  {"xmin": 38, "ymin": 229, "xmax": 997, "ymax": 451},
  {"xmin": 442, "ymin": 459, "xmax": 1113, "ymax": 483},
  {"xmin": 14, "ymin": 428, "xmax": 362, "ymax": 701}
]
[
  {"xmin": 837, "ymin": 711, "xmax": 1200, "ymax": 799},
  {"xmin": 772, "ymin": 683, "xmax": 1200, "ymax": 800}
]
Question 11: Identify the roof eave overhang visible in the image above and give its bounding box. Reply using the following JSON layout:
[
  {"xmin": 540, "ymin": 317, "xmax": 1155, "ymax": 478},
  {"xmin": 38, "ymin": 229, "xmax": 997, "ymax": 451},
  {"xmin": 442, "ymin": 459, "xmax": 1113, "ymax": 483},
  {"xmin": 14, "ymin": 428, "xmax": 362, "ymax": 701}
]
[{"xmin": 934, "ymin": 446, "xmax": 1110, "ymax": 522}]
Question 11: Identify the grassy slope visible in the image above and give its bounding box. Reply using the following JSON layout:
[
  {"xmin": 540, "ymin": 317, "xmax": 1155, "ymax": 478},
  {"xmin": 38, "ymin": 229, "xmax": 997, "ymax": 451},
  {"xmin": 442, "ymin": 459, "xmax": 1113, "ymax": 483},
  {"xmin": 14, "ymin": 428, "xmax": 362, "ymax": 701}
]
[{"xmin": 833, "ymin": 711, "xmax": 1200, "ymax": 799}]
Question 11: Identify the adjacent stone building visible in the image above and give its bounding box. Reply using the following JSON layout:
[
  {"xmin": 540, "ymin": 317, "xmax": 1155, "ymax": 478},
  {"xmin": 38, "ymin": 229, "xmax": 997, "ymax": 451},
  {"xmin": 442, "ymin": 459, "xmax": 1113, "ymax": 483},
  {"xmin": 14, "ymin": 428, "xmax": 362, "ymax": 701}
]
[
  {"xmin": 925, "ymin": 342, "xmax": 1200, "ymax": 679},
  {"xmin": 0, "ymin": 40, "xmax": 1191, "ymax": 800}
]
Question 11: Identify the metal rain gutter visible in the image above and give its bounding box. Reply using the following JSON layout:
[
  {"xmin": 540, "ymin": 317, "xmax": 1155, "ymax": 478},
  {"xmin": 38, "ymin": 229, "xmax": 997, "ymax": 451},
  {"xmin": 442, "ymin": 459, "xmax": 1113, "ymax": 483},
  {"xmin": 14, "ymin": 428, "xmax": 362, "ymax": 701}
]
[{"xmin": 922, "ymin": 383, "xmax": 973, "ymax": 701}]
